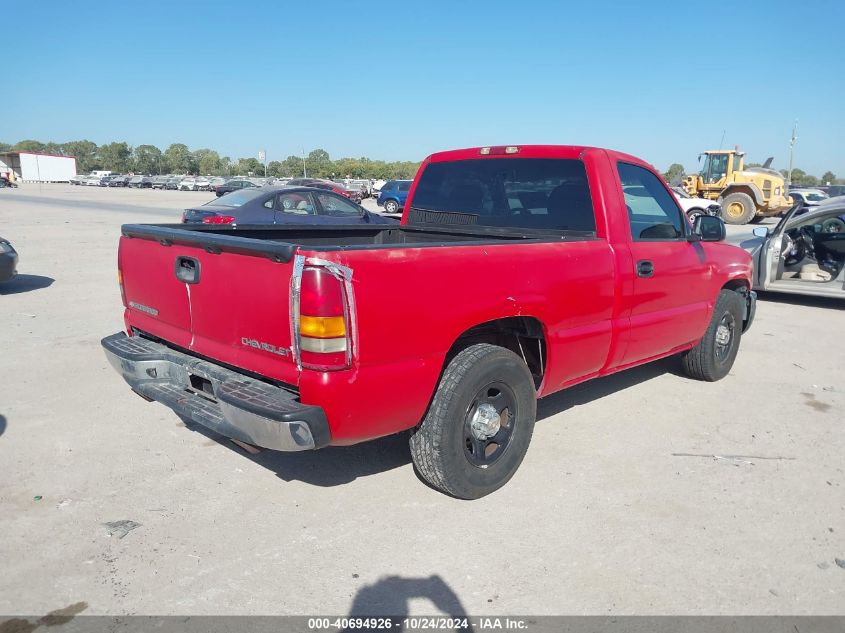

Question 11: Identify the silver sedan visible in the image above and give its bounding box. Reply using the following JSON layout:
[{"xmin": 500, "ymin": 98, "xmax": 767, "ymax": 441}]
[{"xmin": 729, "ymin": 204, "xmax": 845, "ymax": 299}]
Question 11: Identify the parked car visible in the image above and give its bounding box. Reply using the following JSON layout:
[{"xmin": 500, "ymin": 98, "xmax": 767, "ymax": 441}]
[
  {"xmin": 0, "ymin": 175, "xmax": 18, "ymax": 188},
  {"xmin": 103, "ymin": 144, "xmax": 755, "ymax": 499},
  {"xmin": 69, "ymin": 175, "xmax": 88, "ymax": 186},
  {"xmin": 208, "ymin": 177, "xmax": 228, "ymax": 191},
  {"xmin": 151, "ymin": 176, "xmax": 169, "ymax": 190},
  {"xmin": 377, "ymin": 179, "xmax": 412, "ymax": 213},
  {"xmin": 286, "ymin": 178, "xmax": 360, "ymax": 202},
  {"xmin": 732, "ymin": 203, "xmax": 845, "ymax": 298},
  {"xmin": 179, "ymin": 177, "xmax": 198, "ymax": 191},
  {"xmin": 127, "ymin": 176, "xmax": 144, "ymax": 188},
  {"xmin": 825, "ymin": 185, "xmax": 845, "ymax": 198},
  {"xmin": 107, "ymin": 175, "xmax": 129, "ymax": 187},
  {"xmin": 85, "ymin": 175, "xmax": 104, "ymax": 186},
  {"xmin": 213, "ymin": 178, "xmax": 258, "ymax": 197},
  {"xmin": 165, "ymin": 176, "xmax": 182, "ymax": 190},
  {"xmin": 182, "ymin": 186, "xmax": 396, "ymax": 225},
  {"xmin": 788, "ymin": 188, "xmax": 829, "ymax": 212},
  {"xmin": 0, "ymin": 236, "xmax": 18, "ymax": 283},
  {"xmin": 670, "ymin": 186, "xmax": 721, "ymax": 221},
  {"xmin": 195, "ymin": 176, "xmax": 211, "ymax": 191}
]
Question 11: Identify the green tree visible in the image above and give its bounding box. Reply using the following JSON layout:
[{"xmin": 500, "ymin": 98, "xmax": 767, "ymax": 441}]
[
  {"xmin": 307, "ymin": 148, "xmax": 331, "ymax": 178},
  {"xmin": 133, "ymin": 144, "xmax": 163, "ymax": 174},
  {"xmin": 0, "ymin": 142, "xmax": 11, "ymax": 153},
  {"xmin": 266, "ymin": 160, "xmax": 282, "ymax": 176},
  {"xmin": 98, "ymin": 142, "xmax": 133, "ymax": 172},
  {"xmin": 13, "ymin": 140, "xmax": 46, "ymax": 153},
  {"xmin": 164, "ymin": 143, "xmax": 195, "ymax": 174},
  {"xmin": 234, "ymin": 157, "xmax": 264, "ymax": 175},
  {"xmin": 59, "ymin": 140, "xmax": 99, "ymax": 172},
  {"xmin": 662, "ymin": 163, "xmax": 686, "ymax": 184},
  {"xmin": 196, "ymin": 149, "xmax": 225, "ymax": 175},
  {"xmin": 821, "ymin": 171, "xmax": 836, "ymax": 185}
]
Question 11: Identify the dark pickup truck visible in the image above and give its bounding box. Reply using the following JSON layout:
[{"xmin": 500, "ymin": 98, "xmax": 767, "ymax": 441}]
[{"xmin": 103, "ymin": 145, "xmax": 756, "ymax": 498}]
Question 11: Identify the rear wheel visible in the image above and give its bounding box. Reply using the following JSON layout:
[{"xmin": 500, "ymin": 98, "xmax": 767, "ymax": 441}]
[
  {"xmin": 720, "ymin": 192, "xmax": 757, "ymax": 225},
  {"xmin": 681, "ymin": 290, "xmax": 745, "ymax": 382},
  {"xmin": 687, "ymin": 208, "xmax": 706, "ymax": 223},
  {"xmin": 409, "ymin": 344, "xmax": 537, "ymax": 499},
  {"xmin": 384, "ymin": 199, "xmax": 399, "ymax": 214}
]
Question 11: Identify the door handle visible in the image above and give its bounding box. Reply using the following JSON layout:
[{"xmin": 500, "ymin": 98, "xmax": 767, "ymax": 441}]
[
  {"xmin": 636, "ymin": 260, "xmax": 654, "ymax": 278},
  {"xmin": 175, "ymin": 256, "xmax": 201, "ymax": 284}
]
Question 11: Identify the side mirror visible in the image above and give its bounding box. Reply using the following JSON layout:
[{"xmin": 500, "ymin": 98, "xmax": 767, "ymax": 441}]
[
  {"xmin": 752, "ymin": 227, "xmax": 769, "ymax": 238},
  {"xmin": 693, "ymin": 215, "xmax": 726, "ymax": 241}
]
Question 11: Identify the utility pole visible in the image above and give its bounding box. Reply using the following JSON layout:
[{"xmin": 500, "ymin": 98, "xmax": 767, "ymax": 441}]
[
  {"xmin": 301, "ymin": 149, "xmax": 307, "ymax": 178},
  {"xmin": 786, "ymin": 120, "xmax": 798, "ymax": 190}
]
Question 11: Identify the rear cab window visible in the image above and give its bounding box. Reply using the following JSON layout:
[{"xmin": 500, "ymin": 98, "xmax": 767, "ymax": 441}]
[{"xmin": 409, "ymin": 158, "xmax": 596, "ymax": 233}]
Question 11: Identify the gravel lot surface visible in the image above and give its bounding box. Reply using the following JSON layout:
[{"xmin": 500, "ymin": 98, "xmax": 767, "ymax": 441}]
[{"xmin": 1, "ymin": 184, "xmax": 843, "ymax": 616}]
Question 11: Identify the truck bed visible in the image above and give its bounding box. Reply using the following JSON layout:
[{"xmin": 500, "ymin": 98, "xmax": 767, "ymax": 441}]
[{"xmin": 121, "ymin": 222, "xmax": 594, "ymax": 263}]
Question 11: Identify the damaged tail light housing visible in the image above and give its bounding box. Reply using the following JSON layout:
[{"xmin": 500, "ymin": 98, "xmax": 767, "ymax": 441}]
[{"xmin": 298, "ymin": 267, "xmax": 351, "ymax": 370}]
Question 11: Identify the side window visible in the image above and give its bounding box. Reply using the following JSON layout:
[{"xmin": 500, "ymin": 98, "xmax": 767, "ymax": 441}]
[
  {"xmin": 277, "ymin": 192, "xmax": 314, "ymax": 215},
  {"xmin": 398, "ymin": 181, "xmax": 410, "ymax": 192},
  {"xmin": 316, "ymin": 192, "xmax": 361, "ymax": 216},
  {"xmin": 618, "ymin": 162, "xmax": 684, "ymax": 240}
]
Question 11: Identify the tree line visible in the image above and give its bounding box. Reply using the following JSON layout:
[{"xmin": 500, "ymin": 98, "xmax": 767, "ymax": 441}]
[
  {"xmin": 662, "ymin": 162, "xmax": 843, "ymax": 187},
  {"xmin": 0, "ymin": 139, "xmax": 422, "ymax": 180}
]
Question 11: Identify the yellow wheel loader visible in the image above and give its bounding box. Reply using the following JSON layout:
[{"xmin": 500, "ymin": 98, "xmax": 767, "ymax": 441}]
[{"xmin": 682, "ymin": 148, "xmax": 792, "ymax": 225}]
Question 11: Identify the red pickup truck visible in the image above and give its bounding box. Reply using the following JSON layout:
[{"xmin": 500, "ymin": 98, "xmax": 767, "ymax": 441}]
[{"xmin": 102, "ymin": 145, "xmax": 756, "ymax": 499}]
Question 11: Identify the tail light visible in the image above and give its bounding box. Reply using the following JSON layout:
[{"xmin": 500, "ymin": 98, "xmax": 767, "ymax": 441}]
[
  {"xmin": 202, "ymin": 215, "xmax": 235, "ymax": 224},
  {"xmin": 297, "ymin": 267, "xmax": 351, "ymax": 370},
  {"xmin": 117, "ymin": 268, "xmax": 126, "ymax": 306}
]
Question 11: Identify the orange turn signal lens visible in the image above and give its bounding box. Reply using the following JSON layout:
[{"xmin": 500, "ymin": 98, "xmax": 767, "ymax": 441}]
[{"xmin": 300, "ymin": 315, "xmax": 346, "ymax": 339}]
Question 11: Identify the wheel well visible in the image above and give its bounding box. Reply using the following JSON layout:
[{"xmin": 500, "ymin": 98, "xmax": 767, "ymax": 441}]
[
  {"xmin": 722, "ymin": 279, "xmax": 748, "ymax": 293},
  {"xmin": 446, "ymin": 317, "xmax": 547, "ymax": 389},
  {"xmin": 721, "ymin": 280, "xmax": 752, "ymax": 327}
]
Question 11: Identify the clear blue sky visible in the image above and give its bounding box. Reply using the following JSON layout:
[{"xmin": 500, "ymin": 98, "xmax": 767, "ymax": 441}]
[{"xmin": 5, "ymin": 0, "xmax": 844, "ymax": 176}]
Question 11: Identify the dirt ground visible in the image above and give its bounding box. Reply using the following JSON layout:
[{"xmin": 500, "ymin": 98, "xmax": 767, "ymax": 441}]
[{"xmin": 0, "ymin": 184, "xmax": 843, "ymax": 616}]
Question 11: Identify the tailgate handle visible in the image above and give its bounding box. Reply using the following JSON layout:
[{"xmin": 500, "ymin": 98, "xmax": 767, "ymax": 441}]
[{"xmin": 175, "ymin": 256, "xmax": 201, "ymax": 284}]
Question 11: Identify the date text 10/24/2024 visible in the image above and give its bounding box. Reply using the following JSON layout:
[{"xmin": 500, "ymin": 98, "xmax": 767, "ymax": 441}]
[{"xmin": 307, "ymin": 618, "xmax": 529, "ymax": 630}]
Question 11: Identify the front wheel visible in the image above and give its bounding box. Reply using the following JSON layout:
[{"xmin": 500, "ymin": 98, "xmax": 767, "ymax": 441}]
[
  {"xmin": 409, "ymin": 344, "xmax": 537, "ymax": 499},
  {"xmin": 681, "ymin": 290, "xmax": 745, "ymax": 381},
  {"xmin": 687, "ymin": 208, "xmax": 705, "ymax": 223},
  {"xmin": 384, "ymin": 199, "xmax": 399, "ymax": 214},
  {"xmin": 720, "ymin": 192, "xmax": 757, "ymax": 225}
]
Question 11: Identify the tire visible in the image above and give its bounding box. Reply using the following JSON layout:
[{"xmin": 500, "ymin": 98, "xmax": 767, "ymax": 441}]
[
  {"xmin": 384, "ymin": 199, "xmax": 399, "ymax": 214},
  {"xmin": 409, "ymin": 343, "xmax": 537, "ymax": 499},
  {"xmin": 681, "ymin": 290, "xmax": 745, "ymax": 382},
  {"xmin": 720, "ymin": 192, "xmax": 757, "ymax": 225},
  {"xmin": 687, "ymin": 208, "xmax": 705, "ymax": 223}
]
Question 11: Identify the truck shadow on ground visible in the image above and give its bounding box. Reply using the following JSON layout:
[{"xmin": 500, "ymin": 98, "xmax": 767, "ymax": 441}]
[
  {"xmin": 756, "ymin": 291, "xmax": 844, "ymax": 310},
  {"xmin": 536, "ymin": 356, "xmax": 680, "ymax": 422},
  {"xmin": 183, "ymin": 419, "xmax": 412, "ymax": 487},
  {"xmin": 0, "ymin": 414, "xmax": 6, "ymax": 438},
  {"xmin": 0, "ymin": 274, "xmax": 54, "ymax": 295},
  {"xmin": 185, "ymin": 357, "xmax": 680, "ymax": 489},
  {"xmin": 345, "ymin": 575, "xmax": 475, "ymax": 631}
]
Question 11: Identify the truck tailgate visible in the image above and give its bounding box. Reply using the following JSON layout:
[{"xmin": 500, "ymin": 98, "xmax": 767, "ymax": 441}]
[{"xmin": 119, "ymin": 233, "xmax": 300, "ymax": 386}]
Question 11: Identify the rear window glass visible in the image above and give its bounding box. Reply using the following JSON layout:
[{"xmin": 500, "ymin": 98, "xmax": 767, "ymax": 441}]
[
  {"xmin": 209, "ymin": 189, "xmax": 265, "ymax": 207},
  {"xmin": 411, "ymin": 158, "xmax": 595, "ymax": 232}
]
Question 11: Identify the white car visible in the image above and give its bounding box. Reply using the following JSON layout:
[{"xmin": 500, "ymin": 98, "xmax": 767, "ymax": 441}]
[
  {"xmin": 671, "ymin": 186, "xmax": 721, "ymax": 221},
  {"xmin": 195, "ymin": 176, "xmax": 211, "ymax": 191},
  {"xmin": 179, "ymin": 177, "xmax": 197, "ymax": 191},
  {"xmin": 69, "ymin": 175, "xmax": 88, "ymax": 186},
  {"xmin": 789, "ymin": 188, "xmax": 829, "ymax": 208},
  {"xmin": 84, "ymin": 175, "xmax": 104, "ymax": 186}
]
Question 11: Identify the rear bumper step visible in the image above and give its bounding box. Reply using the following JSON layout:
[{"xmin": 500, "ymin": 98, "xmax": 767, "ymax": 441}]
[{"xmin": 101, "ymin": 332, "xmax": 330, "ymax": 451}]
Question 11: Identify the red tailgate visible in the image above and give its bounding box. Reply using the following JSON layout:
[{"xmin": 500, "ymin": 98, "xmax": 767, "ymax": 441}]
[{"xmin": 119, "ymin": 235, "xmax": 300, "ymax": 387}]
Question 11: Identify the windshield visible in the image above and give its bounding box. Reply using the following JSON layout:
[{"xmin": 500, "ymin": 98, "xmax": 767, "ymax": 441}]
[
  {"xmin": 411, "ymin": 158, "xmax": 596, "ymax": 232},
  {"xmin": 209, "ymin": 189, "xmax": 265, "ymax": 207},
  {"xmin": 806, "ymin": 192, "xmax": 828, "ymax": 202}
]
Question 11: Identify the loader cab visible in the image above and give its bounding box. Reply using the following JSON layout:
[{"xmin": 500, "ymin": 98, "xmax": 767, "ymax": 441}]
[{"xmin": 699, "ymin": 151, "xmax": 743, "ymax": 185}]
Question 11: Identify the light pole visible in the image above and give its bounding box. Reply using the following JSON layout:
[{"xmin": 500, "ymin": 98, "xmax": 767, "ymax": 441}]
[
  {"xmin": 301, "ymin": 149, "xmax": 307, "ymax": 178},
  {"xmin": 786, "ymin": 120, "xmax": 797, "ymax": 190}
]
